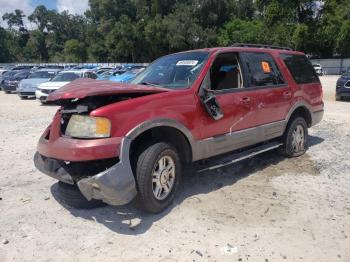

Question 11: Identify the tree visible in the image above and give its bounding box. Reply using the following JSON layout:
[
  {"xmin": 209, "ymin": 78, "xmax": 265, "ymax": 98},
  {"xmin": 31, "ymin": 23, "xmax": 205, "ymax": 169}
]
[
  {"xmin": 218, "ymin": 19, "xmax": 266, "ymax": 46},
  {"xmin": 2, "ymin": 9, "xmax": 25, "ymax": 29},
  {"xmin": 63, "ymin": 39, "xmax": 87, "ymax": 62},
  {"xmin": 337, "ymin": 21, "xmax": 350, "ymax": 57},
  {"xmin": 0, "ymin": 27, "xmax": 11, "ymax": 62}
]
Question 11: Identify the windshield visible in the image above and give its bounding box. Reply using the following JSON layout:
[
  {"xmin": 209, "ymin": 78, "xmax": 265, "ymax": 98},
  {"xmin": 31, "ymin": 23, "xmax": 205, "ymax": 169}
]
[
  {"xmin": 14, "ymin": 71, "xmax": 29, "ymax": 78},
  {"xmin": 29, "ymin": 71, "xmax": 58, "ymax": 79},
  {"xmin": 51, "ymin": 72, "xmax": 80, "ymax": 82},
  {"xmin": 131, "ymin": 51, "xmax": 209, "ymax": 89},
  {"xmin": 4, "ymin": 71, "xmax": 18, "ymax": 78}
]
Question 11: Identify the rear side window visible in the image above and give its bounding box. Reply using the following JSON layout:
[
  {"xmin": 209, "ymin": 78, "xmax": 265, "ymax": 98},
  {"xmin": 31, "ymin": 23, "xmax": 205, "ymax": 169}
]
[
  {"xmin": 240, "ymin": 52, "xmax": 285, "ymax": 88},
  {"xmin": 281, "ymin": 54, "xmax": 319, "ymax": 84}
]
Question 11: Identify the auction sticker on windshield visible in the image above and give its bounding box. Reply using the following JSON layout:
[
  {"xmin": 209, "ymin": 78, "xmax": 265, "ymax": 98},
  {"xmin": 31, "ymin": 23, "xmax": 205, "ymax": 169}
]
[{"xmin": 176, "ymin": 60, "xmax": 198, "ymax": 66}]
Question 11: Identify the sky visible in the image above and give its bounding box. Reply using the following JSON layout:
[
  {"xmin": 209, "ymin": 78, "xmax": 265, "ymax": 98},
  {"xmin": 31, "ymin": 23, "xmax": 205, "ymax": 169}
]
[{"xmin": 0, "ymin": 0, "xmax": 89, "ymax": 26}]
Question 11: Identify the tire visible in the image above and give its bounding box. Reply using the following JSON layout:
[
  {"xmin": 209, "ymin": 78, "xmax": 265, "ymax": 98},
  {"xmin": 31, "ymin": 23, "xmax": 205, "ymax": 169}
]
[
  {"xmin": 20, "ymin": 96, "xmax": 28, "ymax": 100},
  {"xmin": 4, "ymin": 91, "xmax": 10, "ymax": 94},
  {"xmin": 57, "ymin": 181, "xmax": 106, "ymax": 209},
  {"xmin": 280, "ymin": 116, "xmax": 308, "ymax": 157},
  {"xmin": 336, "ymin": 95, "xmax": 342, "ymax": 101},
  {"xmin": 136, "ymin": 142, "xmax": 182, "ymax": 213}
]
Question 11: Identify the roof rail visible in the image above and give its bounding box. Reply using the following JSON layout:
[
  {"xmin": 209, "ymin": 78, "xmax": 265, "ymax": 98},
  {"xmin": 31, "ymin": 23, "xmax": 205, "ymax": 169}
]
[{"xmin": 231, "ymin": 43, "xmax": 293, "ymax": 51}]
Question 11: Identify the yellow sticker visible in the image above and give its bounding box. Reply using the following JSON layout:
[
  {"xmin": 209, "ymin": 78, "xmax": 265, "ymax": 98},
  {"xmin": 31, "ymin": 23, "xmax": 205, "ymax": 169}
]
[{"xmin": 261, "ymin": 61, "xmax": 271, "ymax": 73}]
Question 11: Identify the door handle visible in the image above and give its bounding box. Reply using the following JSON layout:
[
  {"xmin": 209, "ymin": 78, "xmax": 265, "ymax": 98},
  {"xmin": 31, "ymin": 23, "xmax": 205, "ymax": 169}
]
[
  {"xmin": 240, "ymin": 97, "xmax": 251, "ymax": 104},
  {"xmin": 283, "ymin": 91, "xmax": 292, "ymax": 99},
  {"xmin": 240, "ymin": 97, "xmax": 251, "ymax": 108}
]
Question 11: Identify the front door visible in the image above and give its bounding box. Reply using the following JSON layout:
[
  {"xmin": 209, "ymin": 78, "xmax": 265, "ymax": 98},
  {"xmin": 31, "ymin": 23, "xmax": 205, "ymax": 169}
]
[{"xmin": 199, "ymin": 52, "xmax": 258, "ymax": 156}]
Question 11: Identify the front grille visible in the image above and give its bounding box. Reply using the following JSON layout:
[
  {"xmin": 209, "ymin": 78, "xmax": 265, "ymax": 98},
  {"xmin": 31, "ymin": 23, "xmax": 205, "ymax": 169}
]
[
  {"xmin": 19, "ymin": 92, "xmax": 35, "ymax": 96},
  {"xmin": 41, "ymin": 89, "xmax": 54, "ymax": 94},
  {"xmin": 345, "ymin": 80, "xmax": 350, "ymax": 88}
]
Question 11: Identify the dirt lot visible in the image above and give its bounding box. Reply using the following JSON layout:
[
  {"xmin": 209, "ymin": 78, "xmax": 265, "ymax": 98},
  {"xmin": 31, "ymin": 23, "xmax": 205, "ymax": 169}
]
[{"xmin": 0, "ymin": 76, "xmax": 349, "ymax": 262}]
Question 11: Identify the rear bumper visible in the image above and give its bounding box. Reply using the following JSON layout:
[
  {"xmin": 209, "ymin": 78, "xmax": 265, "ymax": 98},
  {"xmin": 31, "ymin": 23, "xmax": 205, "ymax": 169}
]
[
  {"xmin": 34, "ymin": 136, "xmax": 137, "ymax": 205},
  {"xmin": 3, "ymin": 84, "xmax": 17, "ymax": 91},
  {"xmin": 311, "ymin": 109, "xmax": 324, "ymax": 126}
]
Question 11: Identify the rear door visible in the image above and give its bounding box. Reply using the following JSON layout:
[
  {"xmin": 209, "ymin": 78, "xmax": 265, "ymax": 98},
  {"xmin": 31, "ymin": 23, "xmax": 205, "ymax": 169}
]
[{"xmin": 239, "ymin": 52, "xmax": 292, "ymax": 125}]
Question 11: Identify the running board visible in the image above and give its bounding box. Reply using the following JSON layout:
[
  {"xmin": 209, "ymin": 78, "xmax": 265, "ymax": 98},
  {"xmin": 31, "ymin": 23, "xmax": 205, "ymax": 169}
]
[{"xmin": 197, "ymin": 142, "xmax": 282, "ymax": 173}]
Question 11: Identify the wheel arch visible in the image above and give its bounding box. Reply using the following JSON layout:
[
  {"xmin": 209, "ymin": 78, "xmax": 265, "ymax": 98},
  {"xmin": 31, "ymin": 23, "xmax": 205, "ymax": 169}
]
[
  {"xmin": 286, "ymin": 103, "xmax": 313, "ymax": 128},
  {"xmin": 126, "ymin": 119, "xmax": 195, "ymax": 164}
]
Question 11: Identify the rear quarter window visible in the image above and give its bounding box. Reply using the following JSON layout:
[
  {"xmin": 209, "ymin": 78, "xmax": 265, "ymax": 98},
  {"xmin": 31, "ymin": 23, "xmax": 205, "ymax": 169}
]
[{"xmin": 281, "ymin": 54, "xmax": 319, "ymax": 84}]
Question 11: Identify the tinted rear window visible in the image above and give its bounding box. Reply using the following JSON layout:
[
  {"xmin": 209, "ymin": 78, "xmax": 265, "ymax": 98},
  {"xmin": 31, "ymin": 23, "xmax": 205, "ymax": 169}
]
[
  {"xmin": 241, "ymin": 52, "xmax": 285, "ymax": 87},
  {"xmin": 281, "ymin": 54, "xmax": 319, "ymax": 84}
]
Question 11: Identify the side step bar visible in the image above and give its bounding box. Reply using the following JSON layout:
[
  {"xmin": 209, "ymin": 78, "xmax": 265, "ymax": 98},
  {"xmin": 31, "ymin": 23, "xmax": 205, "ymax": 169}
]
[{"xmin": 197, "ymin": 142, "xmax": 282, "ymax": 173}]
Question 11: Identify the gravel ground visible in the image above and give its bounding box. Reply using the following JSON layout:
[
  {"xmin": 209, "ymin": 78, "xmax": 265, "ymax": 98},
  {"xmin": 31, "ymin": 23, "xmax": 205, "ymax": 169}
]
[{"xmin": 0, "ymin": 76, "xmax": 349, "ymax": 262}]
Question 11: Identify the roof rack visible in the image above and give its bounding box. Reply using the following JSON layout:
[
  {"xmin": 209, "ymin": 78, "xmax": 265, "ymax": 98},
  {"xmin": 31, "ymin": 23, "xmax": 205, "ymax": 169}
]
[{"xmin": 231, "ymin": 43, "xmax": 293, "ymax": 51}]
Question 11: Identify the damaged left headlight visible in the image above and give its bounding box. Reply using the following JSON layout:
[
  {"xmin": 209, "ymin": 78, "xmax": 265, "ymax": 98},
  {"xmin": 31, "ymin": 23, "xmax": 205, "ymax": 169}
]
[{"xmin": 65, "ymin": 115, "xmax": 111, "ymax": 138}]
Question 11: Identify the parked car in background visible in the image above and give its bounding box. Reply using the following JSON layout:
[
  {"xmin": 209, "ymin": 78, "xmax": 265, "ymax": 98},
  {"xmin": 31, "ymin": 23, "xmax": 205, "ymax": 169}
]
[
  {"xmin": 34, "ymin": 45, "xmax": 323, "ymax": 213},
  {"xmin": 17, "ymin": 69, "xmax": 61, "ymax": 99},
  {"xmin": 96, "ymin": 67, "xmax": 116, "ymax": 75},
  {"xmin": 36, "ymin": 70, "xmax": 97, "ymax": 104},
  {"xmin": 336, "ymin": 72, "xmax": 350, "ymax": 101},
  {"xmin": 312, "ymin": 63, "xmax": 324, "ymax": 76},
  {"xmin": 12, "ymin": 65, "xmax": 34, "ymax": 71},
  {"xmin": 2, "ymin": 70, "xmax": 31, "ymax": 94},
  {"xmin": 0, "ymin": 70, "xmax": 10, "ymax": 90},
  {"xmin": 0, "ymin": 71, "xmax": 15, "ymax": 90},
  {"xmin": 109, "ymin": 67, "xmax": 146, "ymax": 83},
  {"xmin": 96, "ymin": 69, "xmax": 127, "ymax": 81}
]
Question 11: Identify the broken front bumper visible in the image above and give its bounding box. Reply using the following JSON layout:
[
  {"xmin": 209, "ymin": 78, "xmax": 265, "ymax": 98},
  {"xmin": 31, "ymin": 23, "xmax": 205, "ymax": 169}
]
[{"xmin": 34, "ymin": 138, "xmax": 137, "ymax": 206}]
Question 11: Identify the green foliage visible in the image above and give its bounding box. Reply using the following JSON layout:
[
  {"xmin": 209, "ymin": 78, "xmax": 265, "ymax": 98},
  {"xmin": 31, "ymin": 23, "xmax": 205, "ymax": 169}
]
[
  {"xmin": 1, "ymin": 0, "xmax": 350, "ymax": 62},
  {"xmin": 2, "ymin": 9, "xmax": 25, "ymax": 29},
  {"xmin": 337, "ymin": 21, "xmax": 350, "ymax": 57},
  {"xmin": 218, "ymin": 19, "xmax": 266, "ymax": 46},
  {"xmin": 63, "ymin": 39, "xmax": 87, "ymax": 62}
]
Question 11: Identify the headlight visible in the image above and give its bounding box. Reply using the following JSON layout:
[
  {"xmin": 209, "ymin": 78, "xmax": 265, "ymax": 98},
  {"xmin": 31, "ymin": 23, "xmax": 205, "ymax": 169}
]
[{"xmin": 66, "ymin": 115, "xmax": 111, "ymax": 138}]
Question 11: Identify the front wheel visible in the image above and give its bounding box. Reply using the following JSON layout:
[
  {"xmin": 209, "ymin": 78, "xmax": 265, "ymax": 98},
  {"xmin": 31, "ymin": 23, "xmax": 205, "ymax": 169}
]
[
  {"xmin": 280, "ymin": 117, "xmax": 308, "ymax": 157},
  {"xmin": 135, "ymin": 142, "xmax": 181, "ymax": 213}
]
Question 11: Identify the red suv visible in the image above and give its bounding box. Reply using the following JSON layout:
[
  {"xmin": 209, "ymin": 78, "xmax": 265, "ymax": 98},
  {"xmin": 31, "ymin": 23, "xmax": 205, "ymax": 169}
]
[{"xmin": 34, "ymin": 44, "xmax": 324, "ymax": 213}]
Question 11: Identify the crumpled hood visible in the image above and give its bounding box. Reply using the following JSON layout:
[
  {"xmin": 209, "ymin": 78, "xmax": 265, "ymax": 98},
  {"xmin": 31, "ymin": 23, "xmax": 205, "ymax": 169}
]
[{"xmin": 47, "ymin": 78, "xmax": 170, "ymax": 101}]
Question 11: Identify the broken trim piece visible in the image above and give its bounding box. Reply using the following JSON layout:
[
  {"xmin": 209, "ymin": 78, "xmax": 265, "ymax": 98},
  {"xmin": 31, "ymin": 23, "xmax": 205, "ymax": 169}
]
[{"xmin": 77, "ymin": 137, "xmax": 137, "ymax": 206}]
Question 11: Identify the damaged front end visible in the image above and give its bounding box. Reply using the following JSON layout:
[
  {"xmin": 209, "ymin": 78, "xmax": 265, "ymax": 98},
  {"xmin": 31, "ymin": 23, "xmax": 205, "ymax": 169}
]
[
  {"xmin": 34, "ymin": 95, "xmax": 138, "ymax": 205},
  {"xmin": 34, "ymin": 80, "xmax": 169, "ymax": 205}
]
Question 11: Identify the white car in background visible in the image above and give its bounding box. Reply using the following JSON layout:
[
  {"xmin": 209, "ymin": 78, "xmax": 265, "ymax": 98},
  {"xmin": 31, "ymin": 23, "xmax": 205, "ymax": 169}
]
[
  {"xmin": 312, "ymin": 63, "xmax": 324, "ymax": 76},
  {"xmin": 36, "ymin": 70, "xmax": 97, "ymax": 104}
]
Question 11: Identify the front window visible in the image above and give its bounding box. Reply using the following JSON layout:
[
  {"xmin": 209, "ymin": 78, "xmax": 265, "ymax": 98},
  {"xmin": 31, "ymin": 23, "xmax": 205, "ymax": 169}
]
[
  {"xmin": 51, "ymin": 72, "xmax": 80, "ymax": 82},
  {"xmin": 29, "ymin": 71, "xmax": 58, "ymax": 79},
  {"xmin": 131, "ymin": 51, "xmax": 209, "ymax": 89}
]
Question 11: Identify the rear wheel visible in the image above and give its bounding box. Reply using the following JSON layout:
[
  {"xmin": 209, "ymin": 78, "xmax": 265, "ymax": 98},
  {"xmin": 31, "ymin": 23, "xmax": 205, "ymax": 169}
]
[
  {"xmin": 57, "ymin": 181, "xmax": 106, "ymax": 209},
  {"xmin": 336, "ymin": 95, "xmax": 342, "ymax": 101},
  {"xmin": 280, "ymin": 117, "xmax": 308, "ymax": 157},
  {"xmin": 135, "ymin": 142, "xmax": 181, "ymax": 213},
  {"xmin": 4, "ymin": 91, "xmax": 10, "ymax": 94},
  {"xmin": 20, "ymin": 96, "xmax": 28, "ymax": 100}
]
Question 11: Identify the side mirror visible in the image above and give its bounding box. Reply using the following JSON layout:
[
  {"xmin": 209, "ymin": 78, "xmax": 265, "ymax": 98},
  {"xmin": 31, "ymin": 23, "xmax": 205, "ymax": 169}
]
[{"xmin": 199, "ymin": 73, "xmax": 223, "ymax": 121}]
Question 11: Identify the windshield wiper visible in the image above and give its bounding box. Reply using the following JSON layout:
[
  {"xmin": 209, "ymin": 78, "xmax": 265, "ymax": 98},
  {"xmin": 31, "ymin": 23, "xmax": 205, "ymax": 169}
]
[{"xmin": 139, "ymin": 82, "xmax": 161, "ymax": 87}]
